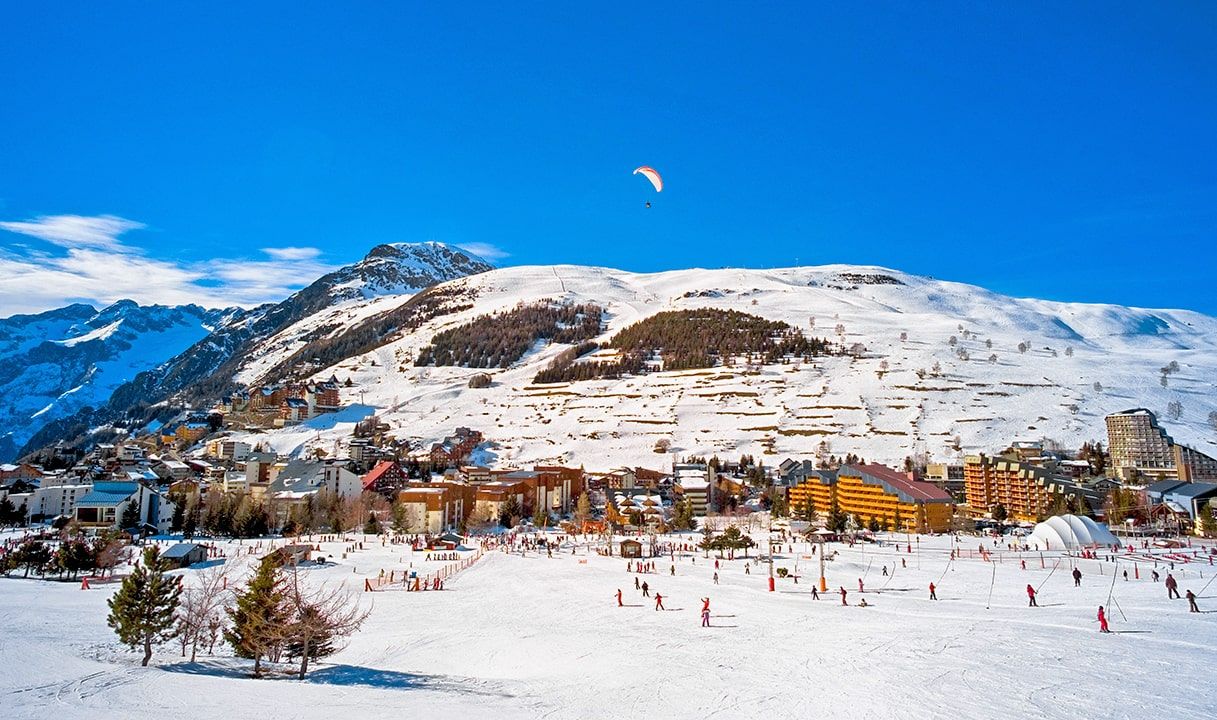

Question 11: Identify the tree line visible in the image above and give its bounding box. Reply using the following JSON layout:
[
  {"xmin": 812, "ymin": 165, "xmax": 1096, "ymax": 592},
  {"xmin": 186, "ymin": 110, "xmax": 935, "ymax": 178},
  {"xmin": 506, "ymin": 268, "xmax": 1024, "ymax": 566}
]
[
  {"xmin": 416, "ymin": 301, "xmax": 603, "ymax": 369},
  {"xmin": 534, "ymin": 309, "xmax": 836, "ymax": 383}
]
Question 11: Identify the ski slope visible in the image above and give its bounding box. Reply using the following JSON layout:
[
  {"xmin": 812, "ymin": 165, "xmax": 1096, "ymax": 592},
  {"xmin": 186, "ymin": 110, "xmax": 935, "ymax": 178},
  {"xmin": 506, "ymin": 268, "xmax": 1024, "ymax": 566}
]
[
  {"xmin": 230, "ymin": 264, "xmax": 1217, "ymax": 469},
  {"xmin": 2, "ymin": 530, "xmax": 1215, "ymax": 719}
]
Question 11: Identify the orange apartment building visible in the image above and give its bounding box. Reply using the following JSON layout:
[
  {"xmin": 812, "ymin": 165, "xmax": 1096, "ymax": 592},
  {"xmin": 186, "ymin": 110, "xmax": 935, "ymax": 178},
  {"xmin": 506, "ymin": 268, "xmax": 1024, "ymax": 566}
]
[
  {"xmin": 790, "ymin": 464, "xmax": 955, "ymax": 533},
  {"xmin": 963, "ymin": 454, "xmax": 1078, "ymax": 522}
]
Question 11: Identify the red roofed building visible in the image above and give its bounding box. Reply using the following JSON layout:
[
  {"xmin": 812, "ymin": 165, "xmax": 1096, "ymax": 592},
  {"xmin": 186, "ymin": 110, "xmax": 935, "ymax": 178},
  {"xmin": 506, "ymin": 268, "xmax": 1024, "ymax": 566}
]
[{"xmin": 362, "ymin": 460, "xmax": 408, "ymax": 496}]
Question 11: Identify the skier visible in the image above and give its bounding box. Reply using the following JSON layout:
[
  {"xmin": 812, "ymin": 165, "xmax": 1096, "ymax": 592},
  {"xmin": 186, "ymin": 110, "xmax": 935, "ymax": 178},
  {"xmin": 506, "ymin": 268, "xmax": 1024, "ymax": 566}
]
[
  {"xmin": 655, "ymin": 593, "xmax": 665, "ymax": 611},
  {"xmin": 1026, "ymin": 584, "xmax": 1038, "ymax": 607},
  {"xmin": 642, "ymin": 581, "xmax": 650, "ymax": 597},
  {"xmin": 616, "ymin": 589, "xmax": 623, "ymax": 607},
  {"xmin": 811, "ymin": 586, "xmax": 819, "ymax": 600},
  {"xmin": 1186, "ymin": 589, "xmax": 1199, "ymax": 613},
  {"xmin": 1165, "ymin": 573, "xmax": 1181, "ymax": 599},
  {"xmin": 1073, "ymin": 567, "xmax": 1082, "ymax": 587},
  {"xmin": 839, "ymin": 587, "xmax": 848, "ymax": 606},
  {"xmin": 1097, "ymin": 605, "xmax": 1110, "ymax": 633},
  {"xmin": 701, "ymin": 606, "xmax": 711, "ymax": 627},
  {"xmin": 745, "ymin": 565, "xmax": 750, "ymax": 575},
  {"xmin": 882, "ymin": 566, "xmax": 889, "ymax": 577},
  {"xmin": 929, "ymin": 582, "xmax": 937, "ymax": 600},
  {"xmin": 858, "ymin": 578, "xmax": 864, "ymax": 593},
  {"xmin": 713, "ymin": 572, "xmax": 719, "ymax": 585},
  {"xmin": 635, "ymin": 576, "xmax": 640, "ymax": 590},
  {"xmin": 670, "ymin": 564, "xmax": 675, "ymax": 576},
  {"xmin": 1020, "ymin": 559, "xmax": 1026, "ymax": 570},
  {"xmin": 1152, "ymin": 570, "xmax": 1160, "ymax": 583}
]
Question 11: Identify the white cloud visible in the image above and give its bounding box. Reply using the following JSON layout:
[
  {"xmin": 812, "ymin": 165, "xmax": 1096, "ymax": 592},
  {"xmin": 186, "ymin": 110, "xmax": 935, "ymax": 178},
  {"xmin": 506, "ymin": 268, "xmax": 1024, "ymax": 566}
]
[
  {"xmin": 262, "ymin": 246, "xmax": 322, "ymax": 261},
  {"xmin": 0, "ymin": 214, "xmax": 146, "ymax": 251},
  {"xmin": 457, "ymin": 241, "xmax": 509, "ymax": 262},
  {"xmin": 0, "ymin": 215, "xmax": 339, "ymax": 316}
]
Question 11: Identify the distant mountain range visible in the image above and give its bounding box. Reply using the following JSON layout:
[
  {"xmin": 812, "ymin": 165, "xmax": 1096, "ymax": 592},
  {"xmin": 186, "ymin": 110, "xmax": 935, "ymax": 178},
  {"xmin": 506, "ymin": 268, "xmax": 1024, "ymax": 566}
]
[
  {"xmin": 8, "ymin": 243, "xmax": 1217, "ymax": 469},
  {"xmin": 0, "ymin": 301, "xmax": 242, "ymax": 461},
  {"xmin": 6, "ymin": 242, "xmax": 493, "ymax": 461}
]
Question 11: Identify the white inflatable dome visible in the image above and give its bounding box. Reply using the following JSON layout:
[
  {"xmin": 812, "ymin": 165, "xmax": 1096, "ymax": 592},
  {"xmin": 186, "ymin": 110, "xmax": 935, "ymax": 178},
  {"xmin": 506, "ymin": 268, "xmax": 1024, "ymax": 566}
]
[{"xmin": 1028, "ymin": 514, "xmax": 1119, "ymax": 551}]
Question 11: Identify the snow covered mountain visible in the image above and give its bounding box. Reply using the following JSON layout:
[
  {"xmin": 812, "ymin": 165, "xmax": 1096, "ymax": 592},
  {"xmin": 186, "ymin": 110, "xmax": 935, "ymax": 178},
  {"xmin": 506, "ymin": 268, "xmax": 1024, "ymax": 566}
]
[
  {"xmin": 0, "ymin": 300, "xmax": 244, "ymax": 461},
  {"xmin": 15, "ymin": 242, "xmax": 494, "ymax": 458},
  {"xmin": 222, "ymin": 264, "xmax": 1217, "ymax": 470}
]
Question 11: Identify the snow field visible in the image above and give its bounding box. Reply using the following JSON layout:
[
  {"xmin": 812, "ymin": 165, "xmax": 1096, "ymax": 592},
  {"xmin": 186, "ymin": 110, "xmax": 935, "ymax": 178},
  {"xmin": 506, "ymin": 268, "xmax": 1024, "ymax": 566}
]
[
  {"xmin": 3, "ymin": 531, "xmax": 1216, "ymax": 719},
  {"xmin": 231, "ymin": 264, "xmax": 1217, "ymax": 470}
]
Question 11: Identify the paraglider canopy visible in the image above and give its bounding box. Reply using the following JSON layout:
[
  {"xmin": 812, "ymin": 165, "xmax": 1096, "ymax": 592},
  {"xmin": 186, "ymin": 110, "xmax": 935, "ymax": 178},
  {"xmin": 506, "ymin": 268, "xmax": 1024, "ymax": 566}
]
[{"xmin": 633, "ymin": 166, "xmax": 663, "ymax": 193}]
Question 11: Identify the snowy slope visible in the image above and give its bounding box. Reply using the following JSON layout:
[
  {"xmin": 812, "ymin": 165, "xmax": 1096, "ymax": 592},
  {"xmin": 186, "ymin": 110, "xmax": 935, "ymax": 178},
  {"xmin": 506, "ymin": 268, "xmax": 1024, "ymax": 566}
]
[
  {"xmin": 234, "ymin": 264, "xmax": 1217, "ymax": 468},
  {"xmin": 3, "ymin": 531, "xmax": 1215, "ymax": 720},
  {"xmin": 0, "ymin": 301, "xmax": 244, "ymax": 461}
]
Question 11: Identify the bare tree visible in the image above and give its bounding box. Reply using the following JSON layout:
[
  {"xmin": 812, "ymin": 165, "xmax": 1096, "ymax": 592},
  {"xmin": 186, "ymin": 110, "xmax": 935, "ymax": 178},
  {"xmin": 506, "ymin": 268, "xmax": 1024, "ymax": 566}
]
[
  {"xmin": 948, "ymin": 335, "xmax": 958, "ymax": 347},
  {"xmin": 1065, "ymin": 346, "xmax": 1074, "ymax": 357},
  {"xmin": 1093, "ymin": 381, "xmax": 1103, "ymax": 393},
  {"xmin": 985, "ymin": 338, "xmax": 992, "ymax": 349},
  {"xmin": 1017, "ymin": 342, "xmax": 1028, "ymax": 354},
  {"xmin": 1166, "ymin": 400, "xmax": 1183, "ymax": 422},
  {"xmin": 176, "ymin": 565, "xmax": 230, "ymax": 662},
  {"xmin": 988, "ymin": 353, "xmax": 997, "ymax": 364},
  {"xmin": 282, "ymin": 567, "xmax": 371, "ymax": 680},
  {"xmin": 1209, "ymin": 410, "xmax": 1217, "ymax": 433},
  {"xmin": 899, "ymin": 331, "xmax": 908, "ymax": 342}
]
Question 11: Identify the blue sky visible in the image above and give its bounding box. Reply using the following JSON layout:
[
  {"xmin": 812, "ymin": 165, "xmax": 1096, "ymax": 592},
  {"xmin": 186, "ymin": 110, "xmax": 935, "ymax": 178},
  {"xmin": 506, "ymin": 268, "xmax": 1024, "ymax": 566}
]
[{"xmin": 1, "ymin": 3, "xmax": 1215, "ymax": 315}]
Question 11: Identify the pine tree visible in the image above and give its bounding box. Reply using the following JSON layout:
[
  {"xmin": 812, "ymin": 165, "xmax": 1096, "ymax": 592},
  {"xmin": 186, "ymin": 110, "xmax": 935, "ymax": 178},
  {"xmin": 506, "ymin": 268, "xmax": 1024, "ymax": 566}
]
[
  {"xmin": 1200, "ymin": 501, "xmax": 1217, "ymax": 538},
  {"xmin": 533, "ymin": 504, "xmax": 549, "ymax": 528},
  {"xmin": 121, "ymin": 499, "xmax": 141, "ymax": 530},
  {"xmin": 107, "ymin": 546, "xmax": 182, "ymax": 666},
  {"xmin": 363, "ymin": 512, "xmax": 382, "ymax": 535},
  {"xmin": 225, "ymin": 557, "xmax": 289, "ymax": 677},
  {"xmin": 0, "ymin": 497, "xmax": 17, "ymax": 527}
]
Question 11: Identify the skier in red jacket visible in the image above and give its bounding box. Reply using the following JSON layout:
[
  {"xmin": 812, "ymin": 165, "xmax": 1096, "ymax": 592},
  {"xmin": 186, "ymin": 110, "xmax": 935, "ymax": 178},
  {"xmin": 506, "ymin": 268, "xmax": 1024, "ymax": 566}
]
[
  {"xmin": 1026, "ymin": 584, "xmax": 1038, "ymax": 607},
  {"xmin": 616, "ymin": 589, "xmax": 623, "ymax": 607},
  {"xmin": 655, "ymin": 593, "xmax": 665, "ymax": 611},
  {"xmin": 929, "ymin": 582, "xmax": 937, "ymax": 600},
  {"xmin": 1097, "ymin": 605, "xmax": 1110, "ymax": 632}
]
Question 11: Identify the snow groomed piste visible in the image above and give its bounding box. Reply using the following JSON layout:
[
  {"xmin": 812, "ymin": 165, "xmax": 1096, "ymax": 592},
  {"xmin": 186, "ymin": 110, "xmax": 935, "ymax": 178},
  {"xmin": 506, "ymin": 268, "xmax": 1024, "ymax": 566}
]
[{"xmin": 3, "ymin": 524, "xmax": 1215, "ymax": 720}]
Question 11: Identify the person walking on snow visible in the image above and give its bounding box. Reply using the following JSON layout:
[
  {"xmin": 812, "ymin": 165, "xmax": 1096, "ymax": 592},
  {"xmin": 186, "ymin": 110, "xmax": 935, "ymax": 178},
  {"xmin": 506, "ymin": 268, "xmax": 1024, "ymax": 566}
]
[
  {"xmin": 616, "ymin": 589, "xmax": 623, "ymax": 607},
  {"xmin": 858, "ymin": 578, "xmax": 864, "ymax": 593},
  {"xmin": 1027, "ymin": 584, "xmax": 1038, "ymax": 607},
  {"xmin": 1187, "ymin": 589, "xmax": 1200, "ymax": 613},
  {"xmin": 655, "ymin": 593, "xmax": 664, "ymax": 611},
  {"xmin": 1165, "ymin": 573, "xmax": 1180, "ymax": 599},
  {"xmin": 1097, "ymin": 605, "xmax": 1110, "ymax": 633},
  {"xmin": 701, "ymin": 606, "xmax": 711, "ymax": 627},
  {"xmin": 1073, "ymin": 567, "xmax": 1082, "ymax": 587},
  {"xmin": 929, "ymin": 582, "xmax": 937, "ymax": 600},
  {"xmin": 811, "ymin": 586, "xmax": 819, "ymax": 600},
  {"xmin": 713, "ymin": 572, "xmax": 719, "ymax": 585},
  {"xmin": 840, "ymin": 587, "xmax": 848, "ymax": 606},
  {"xmin": 642, "ymin": 581, "xmax": 649, "ymax": 597},
  {"xmin": 635, "ymin": 576, "xmax": 640, "ymax": 590}
]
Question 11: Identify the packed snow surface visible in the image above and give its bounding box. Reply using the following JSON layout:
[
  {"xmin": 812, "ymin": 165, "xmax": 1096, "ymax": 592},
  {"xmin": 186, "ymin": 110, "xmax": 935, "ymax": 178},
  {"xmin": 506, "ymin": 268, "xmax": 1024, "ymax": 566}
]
[{"xmin": 3, "ymin": 530, "xmax": 1215, "ymax": 719}]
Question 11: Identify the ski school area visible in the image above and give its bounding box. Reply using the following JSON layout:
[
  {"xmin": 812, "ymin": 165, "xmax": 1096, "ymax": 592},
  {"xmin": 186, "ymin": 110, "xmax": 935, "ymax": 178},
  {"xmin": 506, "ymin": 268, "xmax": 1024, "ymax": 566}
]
[{"xmin": 3, "ymin": 527, "xmax": 1216, "ymax": 720}]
